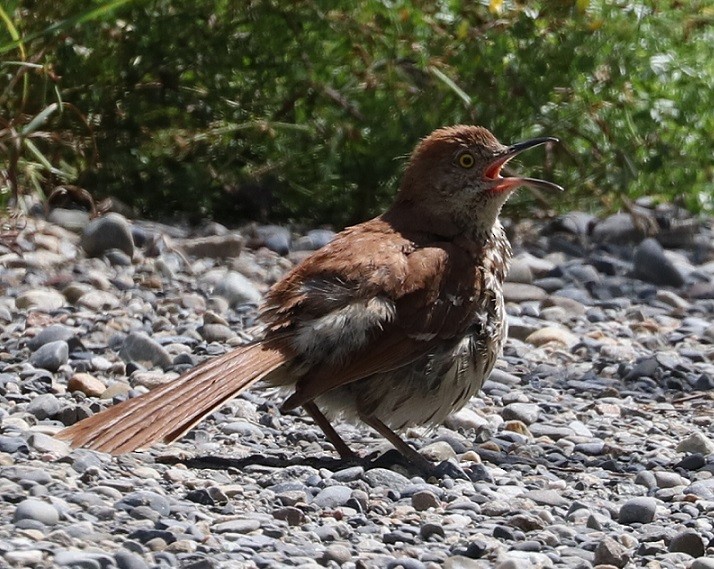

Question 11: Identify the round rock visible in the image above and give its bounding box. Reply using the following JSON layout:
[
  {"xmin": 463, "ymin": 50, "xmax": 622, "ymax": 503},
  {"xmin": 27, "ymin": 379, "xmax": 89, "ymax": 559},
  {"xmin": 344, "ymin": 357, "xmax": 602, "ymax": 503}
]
[
  {"xmin": 213, "ymin": 271, "xmax": 262, "ymax": 306},
  {"xmin": 13, "ymin": 498, "xmax": 60, "ymax": 525},
  {"xmin": 619, "ymin": 497, "xmax": 657, "ymax": 524},
  {"xmin": 668, "ymin": 529, "xmax": 705, "ymax": 557},
  {"xmin": 633, "ymin": 237, "xmax": 685, "ymax": 287},
  {"xmin": 29, "ymin": 340, "xmax": 69, "ymax": 372},
  {"xmin": 81, "ymin": 212, "xmax": 134, "ymax": 258},
  {"xmin": 119, "ymin": 332, "xmax": 173, "ymax": 369}
]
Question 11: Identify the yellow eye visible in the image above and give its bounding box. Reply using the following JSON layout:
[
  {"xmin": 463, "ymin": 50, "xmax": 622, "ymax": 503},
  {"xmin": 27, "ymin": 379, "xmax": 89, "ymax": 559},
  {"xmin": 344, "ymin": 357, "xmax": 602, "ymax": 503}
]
[{"xmin": 458, "ymin": 152, "xmax": 475, "ymax": 169}]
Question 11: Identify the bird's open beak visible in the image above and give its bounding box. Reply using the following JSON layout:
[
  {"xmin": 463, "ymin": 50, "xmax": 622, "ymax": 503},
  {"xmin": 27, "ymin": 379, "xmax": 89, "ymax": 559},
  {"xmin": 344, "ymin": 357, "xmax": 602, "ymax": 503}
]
[{"xmin": 484, "ymin": 136, "xmax": 563, "ymax": 193}]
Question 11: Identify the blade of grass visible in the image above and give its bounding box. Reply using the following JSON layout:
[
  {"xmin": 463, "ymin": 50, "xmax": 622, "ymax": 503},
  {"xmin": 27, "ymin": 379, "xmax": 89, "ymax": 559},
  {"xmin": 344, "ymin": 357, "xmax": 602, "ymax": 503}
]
[
  {"xmin": 21, "ymin": 103, "xmax": 59, "ymax": 136},
  {"xmin": 0, "ymin": 4, "xmax": 28, "ymax": 107},
  {"xmin": 428, "ymin": 65, "xmax": 472, "ymax": 107}
]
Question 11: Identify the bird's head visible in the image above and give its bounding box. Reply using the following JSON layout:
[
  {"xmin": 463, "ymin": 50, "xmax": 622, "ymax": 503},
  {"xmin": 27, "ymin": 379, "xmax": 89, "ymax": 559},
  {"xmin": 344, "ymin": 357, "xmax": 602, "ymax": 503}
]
[{"xmin": 394, "ymin": 125, "xmax": 562, "ymax": 240}]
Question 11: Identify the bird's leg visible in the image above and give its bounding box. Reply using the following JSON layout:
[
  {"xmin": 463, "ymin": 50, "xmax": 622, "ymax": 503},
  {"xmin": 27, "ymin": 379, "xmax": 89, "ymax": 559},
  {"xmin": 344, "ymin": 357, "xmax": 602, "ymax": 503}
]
[
  {"xmin": 358, "ymin": 413, "xmax": 433, "ymax": 472},
  {"xmin": 302, "ymin": 401, "xmax": 357, "ymax": 460}
]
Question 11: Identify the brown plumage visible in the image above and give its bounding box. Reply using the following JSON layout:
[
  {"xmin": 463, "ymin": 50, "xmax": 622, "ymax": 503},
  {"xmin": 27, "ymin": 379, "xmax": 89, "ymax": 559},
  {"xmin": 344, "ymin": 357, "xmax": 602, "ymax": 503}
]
[{"xmin": 57, "ymin": 125, "xmax": 561, "ymax": 468}]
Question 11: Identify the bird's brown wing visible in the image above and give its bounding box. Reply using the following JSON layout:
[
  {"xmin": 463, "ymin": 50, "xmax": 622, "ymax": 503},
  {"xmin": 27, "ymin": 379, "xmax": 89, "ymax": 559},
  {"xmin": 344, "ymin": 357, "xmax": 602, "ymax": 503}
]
[{"xmin": 264, "ymin": 218, "xmax": 482, "ymax": 410}]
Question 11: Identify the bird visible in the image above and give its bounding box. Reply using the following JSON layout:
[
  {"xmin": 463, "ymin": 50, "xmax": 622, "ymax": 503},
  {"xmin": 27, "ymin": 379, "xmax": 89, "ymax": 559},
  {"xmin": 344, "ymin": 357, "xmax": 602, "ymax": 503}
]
[{"xmin": 57, "ymin": 125, "xmax": 561, "ymax": 470}]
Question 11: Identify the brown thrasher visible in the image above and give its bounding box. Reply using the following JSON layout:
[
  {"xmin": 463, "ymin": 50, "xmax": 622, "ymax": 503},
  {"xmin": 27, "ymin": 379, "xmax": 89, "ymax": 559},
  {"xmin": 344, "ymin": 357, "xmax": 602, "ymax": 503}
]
[{"xmin": 58, "ymin": 125, "xmax": 561, "ymax": 470}]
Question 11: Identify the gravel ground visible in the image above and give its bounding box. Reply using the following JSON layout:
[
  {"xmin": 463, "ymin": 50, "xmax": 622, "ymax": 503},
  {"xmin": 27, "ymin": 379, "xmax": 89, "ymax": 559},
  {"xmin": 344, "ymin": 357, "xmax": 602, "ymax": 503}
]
[{"xmin": 0, "ymin": 201, "xmax": 713, "ymax": 569}]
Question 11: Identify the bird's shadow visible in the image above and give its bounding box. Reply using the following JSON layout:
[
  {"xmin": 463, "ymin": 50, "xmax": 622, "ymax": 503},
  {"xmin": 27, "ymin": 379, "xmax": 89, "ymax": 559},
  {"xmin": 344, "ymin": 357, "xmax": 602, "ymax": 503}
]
[
  {"xmin": 185, "ymin": 449, "xmax": 413, "ymax": 473},
  {"xmin": 182, "ymin": 448, "xmax": 526, "ymax": 480}
]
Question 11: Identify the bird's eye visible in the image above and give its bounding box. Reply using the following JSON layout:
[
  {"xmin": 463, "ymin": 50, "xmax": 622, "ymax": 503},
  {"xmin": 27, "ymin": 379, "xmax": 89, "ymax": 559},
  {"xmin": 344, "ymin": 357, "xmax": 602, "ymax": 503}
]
[{"xmin": 457, "ymin": 152, "xmax": 475, "ymax": 169}]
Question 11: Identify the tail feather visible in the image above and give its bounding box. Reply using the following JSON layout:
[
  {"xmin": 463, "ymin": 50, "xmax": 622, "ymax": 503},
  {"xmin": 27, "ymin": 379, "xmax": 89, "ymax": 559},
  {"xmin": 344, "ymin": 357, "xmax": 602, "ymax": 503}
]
[{"xmin": 57, "ymin": 343, "xmax": 288, "ymax": 454}]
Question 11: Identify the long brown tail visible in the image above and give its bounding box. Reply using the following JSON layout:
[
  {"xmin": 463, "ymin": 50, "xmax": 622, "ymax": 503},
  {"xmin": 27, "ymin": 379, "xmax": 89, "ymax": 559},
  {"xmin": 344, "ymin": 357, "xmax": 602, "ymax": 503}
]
[{"xmin": 57, "ymin": 343, "xmax": 288, "ymax": 454}]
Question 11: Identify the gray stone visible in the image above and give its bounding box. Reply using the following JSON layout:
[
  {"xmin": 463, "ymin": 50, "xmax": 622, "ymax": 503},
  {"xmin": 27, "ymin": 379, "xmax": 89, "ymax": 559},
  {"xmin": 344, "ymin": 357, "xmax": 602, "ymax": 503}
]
[
  {"xmin": 669, "ymin": 529, "xmax": 705, "ymax": 557},
  {"xmin": 653, "ymin": 471, "xmax": 689, "ymax": 489},
  {"xmin": 505, "ymin": 258, "xmax": 533, "ymax": 284},
  {"xmin": 522, "ymin": 489, "xmax": 568, "ymax": 507},
  {"xmin": 119, "ymin": 332, "xmax": 173, "ymax": 369},
  {"xmin": 214, "ymin": 271, "xmax": 263, "ymax": 306},
  {"xmin": 16, "ymin": 289, "xmax": 66, "ymax": 311},
  {"xmin": 27, "ymin": 393, "xmax": 62, "ymax": 420},
  {"xmin": 593, "ymin": 535, "xmax": 630, "ymax": 567},
  {"xmin": 691, "ymin": 559, "xmax": 714, "ymax": 569},
  {"xmin": 54, "ymin": 550, "xmax": 114, "ymax": 569},
  {"xmin": 502, "ymin": 403, "xmax": 540, "ymax": 425},
  {"xmin": 633, "ymin": 237, "xmax": 685, "ymax": 287},
  {"xmin": 27, "ymin": 432, "xmax": 71, "ymax": 456},
  {"xmin": 248, "ymin": 225, "xmax": 291, "ymax": 255},
  {"xmin": 198, "ymin": 323, "xmax": 236, "ymax": 342},
  {"xmin": 443, "ymin": 556, "xmax": 482, "ymax": 569},
  {"xmin": 82, "ymin": 212, "xmax": 134, "ymax": 258},
  {"xmin": 634, "ymin": 470, "xmax": 657, "ymax": 490},
  {"xmin": 27, "ymin": 325, "xmax": 76, "ymax": 351},
  {"xmin": 364, "ymin": 468, "xmax": 411, "ymax": 492},
  {"xmin": 331, "ymin": 466, "xmax": 364, "ymax": 482},
  {"xmin": 312, "ymin": 485, "xmax": 353, "ymax": 508},
  {"xmin": 685, "ymin": 479, "xmax": 714, "ymax": 499},
  {"xmin": 591, "ymin": 212, "xmax": 644, "ymax": 243},
  {"xmin": 181, "ymin": 233, "xmax": 244, "ymax": 259},
  {"xmin": 76, "ymin": 290, "xmax": 121, "ymax": 310},
  {"xmin": 5, "ymin": 550, "xmax": 45, "ymax": 567},
  {"xmin": 115, "ymin": 491, "xmax": 171, "ymax": 517},
  {"xmin": 13, "ymin": 498, "xmax": 60, "ymax": 525},
  {"xmin": 220, "ymin": 420, "xmax": 265, "ymax": 440},
  {"xmin": 115, "ymin": 549, "xmax": 150, "ymax": 569},
  {"xmin": 619, "ymin": 497, "xmax": 657, "ymax": 524},
  {"xmin": 0, "ymin": 435, "xmax": 29, "ymax": 453},
  {"xmin": 212, "ymin": 518, "xmax": 261, "ymax": 533},
  {"xmin": 293, "ymin": 229, "xmax": 336, "ymax": 251},
  {"xmin": 322, "ymin": 544, "xmax": 352, "ymax": 565},
  {"xmin": 48, "ymin": 208, "xmax": 91, "ymax": 232},
  {"xmin": 676, "ymin": 432, "xmax": 714, "ymax": 455},
  {"xmin": 502, "ymin": 282, "xmax": 547, "ymax": 302},
  {"xmin": 29, "ymin": 340, "xmax": 69, "ymax": 372}
]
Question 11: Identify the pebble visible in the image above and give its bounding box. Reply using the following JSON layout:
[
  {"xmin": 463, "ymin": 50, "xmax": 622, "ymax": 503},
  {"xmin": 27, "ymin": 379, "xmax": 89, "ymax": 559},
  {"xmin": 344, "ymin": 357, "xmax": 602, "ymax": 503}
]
[
  {"xmin": 668, "ymin": 529, "xmax": 705, "ymax": 557},
  {"xmin": 213, "ymin": 270, "xmax": 263, "ymax": 305},
  {"xmin": 181, "ymin": 233, "xmax": 244, "ymax": 259},
  {"xmin": 593, "ymin": 536, "xmax": 630, "ymax": 568},
  {"xmin": 27, "ymin": 393, "xmax": 62, "ymax": 420},
  {"xmin": 29, "ymin": 340, "xmax": 69, "ymax": 372},
  {"xmin": 676, "ymin": 432, "xmax": 714, "ymax": 454},
  {"xmin": 312, "ymin": 485, "xmax": 352, "ymax": 508},
  {"xmin": 27, "ymin": 325, "xmax": 77, "ymax": 351},
  {"xmin": 619, "ymin": 497, "xmax": 657, "ymax": 524},
  {"xmin": 119, "ymin": 332, "xmax": 173, "ymax": 369},
  {"xmin": 502, "ymin": 282, "xmax": 548, "ymax": 302},
  {"xmin": 501, "ymin": 403, "xmax": 540, "ymax": 425},
  {"xmin": 15, "ymin": 289, "xmax": 66, "ymax": 311},
  {"xmin": 13, "ymin": 498, "xmax": 60, "ymax": 525},
  {"xmin": 322, "ymin": 544, "xmax": 352, "ymax": 565},
  {"xmin": 633, "ymin": 237, "xmax": 685, "ymax": 287},
  {"xmin": 81, "ymin": 212, "xmax": 135, "ymax": 258}
]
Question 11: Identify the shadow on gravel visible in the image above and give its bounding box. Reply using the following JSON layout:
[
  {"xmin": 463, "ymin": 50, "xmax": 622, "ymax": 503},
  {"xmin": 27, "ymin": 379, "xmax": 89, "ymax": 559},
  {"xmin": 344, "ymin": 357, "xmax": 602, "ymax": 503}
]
[{"xmin": 181, "ymin": 447, "xmax": 589, "ymax": 480}]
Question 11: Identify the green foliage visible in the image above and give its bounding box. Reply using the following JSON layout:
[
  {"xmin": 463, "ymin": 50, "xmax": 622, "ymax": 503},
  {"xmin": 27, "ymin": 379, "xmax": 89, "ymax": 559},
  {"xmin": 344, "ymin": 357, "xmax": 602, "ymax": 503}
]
[{"xmin": 2, "ymin": 0, "xmax": 712, "ymax": 223}]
